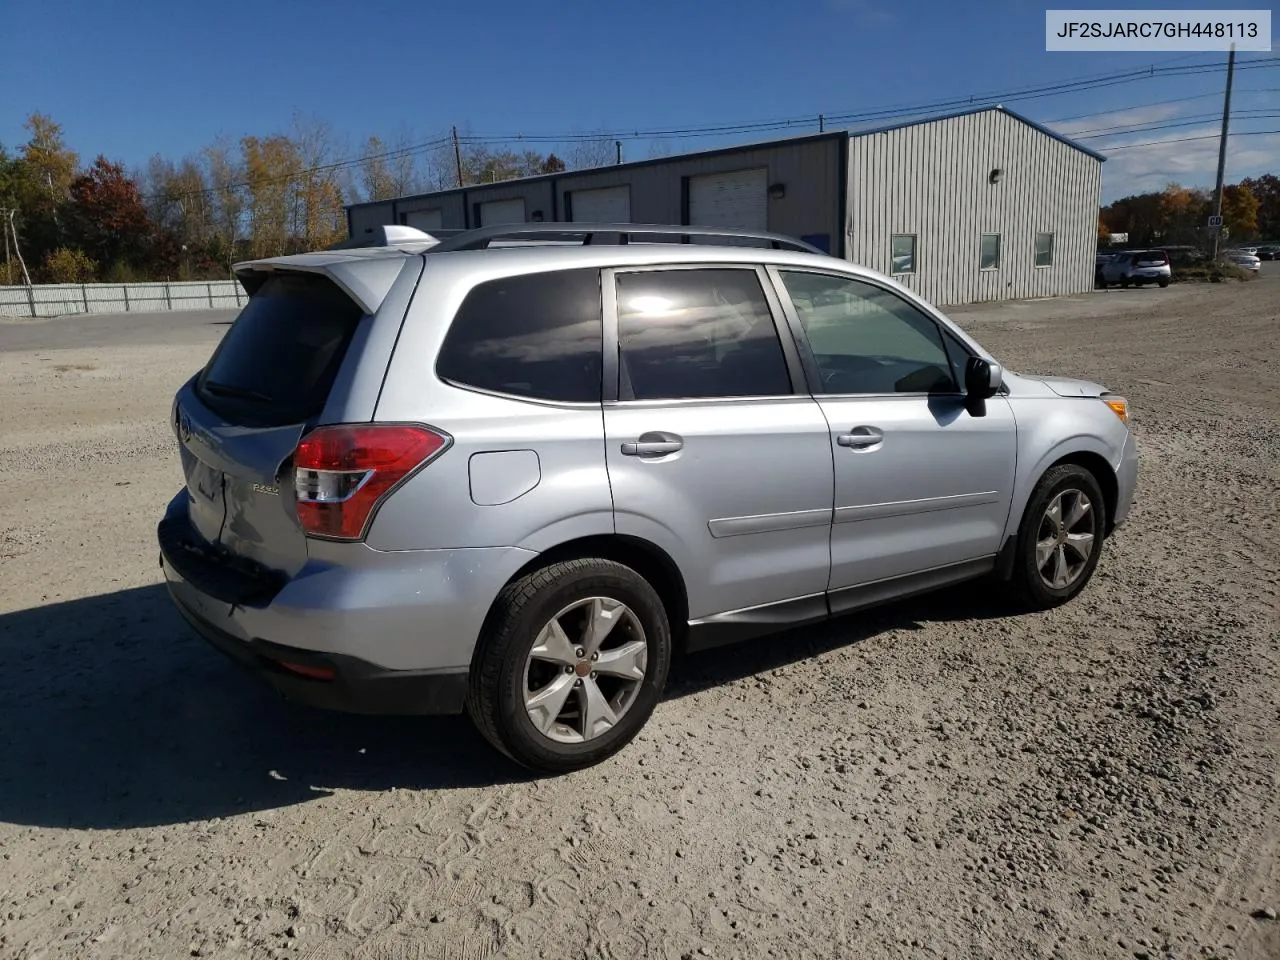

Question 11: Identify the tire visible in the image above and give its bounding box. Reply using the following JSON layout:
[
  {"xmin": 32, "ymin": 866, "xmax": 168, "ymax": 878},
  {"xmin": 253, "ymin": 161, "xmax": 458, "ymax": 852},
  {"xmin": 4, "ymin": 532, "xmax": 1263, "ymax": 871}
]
[
  {"xmin": 1120, "ymin": 275, "xmax": 1131, "ymax": 288},
  {"xmin": 1158, "ymin": 280, "xmax": 1169, "ymax": 288},
  {"xmin": 467, "ymin": 558, "xmax": 672, "ymax": 773},
  {"xmin": 1010, "ymin": 464, "xmax": 1107, "ymax": 611}
]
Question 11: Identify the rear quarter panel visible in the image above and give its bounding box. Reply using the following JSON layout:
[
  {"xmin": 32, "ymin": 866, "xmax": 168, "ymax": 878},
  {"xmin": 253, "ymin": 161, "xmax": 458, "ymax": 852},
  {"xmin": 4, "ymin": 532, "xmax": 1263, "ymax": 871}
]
[{"xmin": 365, "ymin": 258, "xmax": 614, "ymax": 552}]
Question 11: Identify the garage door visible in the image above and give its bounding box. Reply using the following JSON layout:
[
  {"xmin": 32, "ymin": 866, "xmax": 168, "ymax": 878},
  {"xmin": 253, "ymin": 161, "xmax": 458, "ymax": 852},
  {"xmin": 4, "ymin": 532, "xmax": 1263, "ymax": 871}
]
[
  {"xmin": 478, "ymin": 198, "xmax": 526, "ymax": 226},
  {"xmin": 569, "ymin": 186, "xmax": 631, "ymax": 223},
  {"xmin": 404, "ymin": 209, "xmax": 443, "ymax": 231},
  {"xmin": 688, "ymin": 168, "xmax": 768, "ymax": 231}
]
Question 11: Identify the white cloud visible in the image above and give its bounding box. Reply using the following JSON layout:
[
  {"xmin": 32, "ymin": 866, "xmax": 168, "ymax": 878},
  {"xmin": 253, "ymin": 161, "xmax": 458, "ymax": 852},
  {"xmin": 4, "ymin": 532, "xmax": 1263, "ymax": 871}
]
[
  {"xmin": 1098, "ymin": 128, "xmax": 1280, "ymax": 201},
  {"xmin": 1054, "ymin": 105, "xmax": 1185, "ymax": 137}
]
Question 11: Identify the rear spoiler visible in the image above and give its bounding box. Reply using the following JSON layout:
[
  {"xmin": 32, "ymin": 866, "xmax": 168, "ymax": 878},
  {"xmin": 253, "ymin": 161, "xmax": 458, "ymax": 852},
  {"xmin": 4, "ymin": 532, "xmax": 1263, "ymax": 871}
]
[{"xmin": 233, "ymin": 255, "xmax": 410, "ymax": 316}]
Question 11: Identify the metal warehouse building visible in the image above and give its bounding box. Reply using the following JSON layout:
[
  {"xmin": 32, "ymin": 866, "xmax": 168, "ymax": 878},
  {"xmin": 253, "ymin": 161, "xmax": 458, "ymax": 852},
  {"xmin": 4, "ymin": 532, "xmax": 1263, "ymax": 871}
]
[{"xmin": 345, "ymin": 106, "xmax": 1104, "ymax": 305}]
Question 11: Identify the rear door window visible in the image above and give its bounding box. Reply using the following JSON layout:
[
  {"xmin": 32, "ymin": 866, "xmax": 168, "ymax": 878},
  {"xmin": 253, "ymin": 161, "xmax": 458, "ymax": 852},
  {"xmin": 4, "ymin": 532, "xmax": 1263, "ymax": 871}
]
[
  {"xmin": 436, "ymin": 268, "xmax": 603, "ymax": 403},
  {"xmin": 614, "ymin": 268, "xmax": 792, "ymax": 401},
  {"xmin": 198, "ymin": 273, "xmax": 364, "ymax": 426}
]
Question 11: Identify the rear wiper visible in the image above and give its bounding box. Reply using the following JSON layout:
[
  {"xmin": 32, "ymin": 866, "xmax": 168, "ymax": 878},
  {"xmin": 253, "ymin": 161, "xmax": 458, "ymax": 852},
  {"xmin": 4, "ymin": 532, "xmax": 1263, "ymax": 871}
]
[{"xmin": 203, "ymin": 380, "xmax": 274, "ymax": 403}]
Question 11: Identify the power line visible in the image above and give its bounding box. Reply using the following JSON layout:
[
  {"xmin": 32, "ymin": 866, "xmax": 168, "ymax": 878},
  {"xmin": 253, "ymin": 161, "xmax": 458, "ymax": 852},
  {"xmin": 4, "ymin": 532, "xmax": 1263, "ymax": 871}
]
[
  {"xmin": 459, "ymin": 57, "xmax": 1280, "ymax": 146},
  {"xmin": 126, "ymin": 54, "xmax": 1279, "ymax": 204},
  {"xmin": 1070, "ymin": 110, "xmax": 1280, "ymax": 138},
  {"xmin": 1043, "ymin": 88, "xmax": 1280, "ymax": 124},
  {"xmin": 1098, "ymin": 129, "xmax": 1280, "ymax": 152}
]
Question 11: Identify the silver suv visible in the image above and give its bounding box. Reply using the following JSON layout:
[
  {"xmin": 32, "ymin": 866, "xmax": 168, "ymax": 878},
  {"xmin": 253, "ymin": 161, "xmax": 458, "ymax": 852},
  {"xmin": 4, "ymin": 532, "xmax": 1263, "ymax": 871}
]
[{"xmin": 159, "ymin": 224, "xmax": 1138, "ymax": 773}]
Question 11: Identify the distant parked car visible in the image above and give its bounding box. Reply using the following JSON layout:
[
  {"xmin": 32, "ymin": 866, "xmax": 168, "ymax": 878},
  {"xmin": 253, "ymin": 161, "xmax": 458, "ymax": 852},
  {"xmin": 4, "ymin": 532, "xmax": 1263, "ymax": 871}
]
[
  {"xmin": 1099, "ymin": 250, "xmax": 1172, "ymax": 288},
  {"xmin": 1253, "ymin": 245, "xmax": 1277, "ymax": 261},
  {"xmin": 1226, "ymin": 250, "xmax": 1261, "ymax": 272}
]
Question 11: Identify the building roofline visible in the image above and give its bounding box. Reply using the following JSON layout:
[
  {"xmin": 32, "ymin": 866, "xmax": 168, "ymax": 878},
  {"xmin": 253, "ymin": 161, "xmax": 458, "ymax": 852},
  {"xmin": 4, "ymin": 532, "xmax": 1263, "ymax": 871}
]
[
  {"xmin": 345, "ymin": 130, "xmax": 848, "ymax": 211},
  {"xmin": 846, "ymin": 104, "xmax": 1107, "ymax": 162},
  {"xmin": 346, "ymin": 106, "xmax": 1104, "ymax": 213}
]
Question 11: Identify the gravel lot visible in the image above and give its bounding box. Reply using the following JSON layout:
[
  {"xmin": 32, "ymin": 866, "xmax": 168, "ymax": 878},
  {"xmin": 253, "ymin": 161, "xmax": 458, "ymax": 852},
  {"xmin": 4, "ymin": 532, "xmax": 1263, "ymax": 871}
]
[{"xmin": 1, "ymin": 269, "xmax": 1277, "ymax": 960}]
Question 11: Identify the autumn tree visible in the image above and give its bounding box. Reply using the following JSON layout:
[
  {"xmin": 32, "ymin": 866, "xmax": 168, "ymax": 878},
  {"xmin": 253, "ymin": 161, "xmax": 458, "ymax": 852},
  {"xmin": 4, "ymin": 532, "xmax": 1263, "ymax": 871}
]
[
  {"xmin": 67, "ymin": 156, "xmax": 152, "ymax": 272},
  {"xmin": 568, "ymin": 137, "xmax": 617, "ymax": 170},
  {"xmin": 241, "ymin": 134, "xmax": 300, "ymax": 258},
  {"xmin": 9, "ymin": 113, "xmax": 79, "ymax": 269},
  {"xmin": 1220, "ymin": 182, "xmax": 1260, "ymax": 239},
  {"xmin": 360, "ymin": 136, "xmax": 399, "ymax": 201},
  {"xmin": 205, "ymin": 138, "xmax": 245, "ymax": 268},
  {"xmin": 1097, "ymin": 215, "xmax": 1110, "ymax": 244},
  {"xmin": 1240, "ymin": 174, "xmax": 1279, "ymax": 238},
  {"xmin": 43, "ymin": 247, "xmax": 96, "ymax": 282}
]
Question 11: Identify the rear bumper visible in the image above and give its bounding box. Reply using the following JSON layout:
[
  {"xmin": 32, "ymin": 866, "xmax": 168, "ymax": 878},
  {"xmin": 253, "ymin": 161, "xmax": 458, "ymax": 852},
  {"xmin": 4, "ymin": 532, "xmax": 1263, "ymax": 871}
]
[
  {"xmin": 157, "ymin": 491, "xmax": 536, "ymax": 712},
  {"xmin": 168, "ymin": 583, "xmax": 469, "ymax": 714}
]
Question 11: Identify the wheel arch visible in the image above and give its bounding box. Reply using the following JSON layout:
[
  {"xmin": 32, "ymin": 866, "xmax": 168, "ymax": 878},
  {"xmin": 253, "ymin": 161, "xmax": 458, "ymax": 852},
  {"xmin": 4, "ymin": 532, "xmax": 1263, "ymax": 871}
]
[
  {"xmin": 496, "ymin": 534, "xmax": 691, "ymax": 651},
  {"xmin": 1048, "ymin": 450, "xmax": 1119, "ymax": 534},
  {"xmin": 997, "ymin": 448, "xmax": 1120, "ymax": 580}
]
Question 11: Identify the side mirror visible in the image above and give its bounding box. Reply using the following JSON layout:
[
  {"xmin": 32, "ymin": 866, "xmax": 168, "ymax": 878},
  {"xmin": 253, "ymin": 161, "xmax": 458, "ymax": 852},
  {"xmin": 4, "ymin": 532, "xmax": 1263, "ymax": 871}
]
[{"xmin": 964, "ymin": 357, "xmax": 1001, "ymax": 416}]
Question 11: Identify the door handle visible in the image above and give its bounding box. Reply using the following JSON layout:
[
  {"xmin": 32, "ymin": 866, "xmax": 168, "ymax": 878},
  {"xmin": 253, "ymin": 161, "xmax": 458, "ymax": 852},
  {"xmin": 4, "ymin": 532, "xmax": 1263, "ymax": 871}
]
[
  {"xmin": 837, "ymin": 426, "xmax": 884, "ymax": 449},
  {"xmin": 621, "ymin": 432, "xmax": 684, "ymax": 457}
]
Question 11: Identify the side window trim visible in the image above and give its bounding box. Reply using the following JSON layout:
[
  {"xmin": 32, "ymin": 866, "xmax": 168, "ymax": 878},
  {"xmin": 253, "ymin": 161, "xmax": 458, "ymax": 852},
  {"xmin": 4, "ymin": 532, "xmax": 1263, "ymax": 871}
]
[
  {"xmin": 764, "ymin": 265, "xmax": 965, "ymax": 398},
  {"xmin": 604, "ymin": 263, "xmax": 804, "ymax": 404}
]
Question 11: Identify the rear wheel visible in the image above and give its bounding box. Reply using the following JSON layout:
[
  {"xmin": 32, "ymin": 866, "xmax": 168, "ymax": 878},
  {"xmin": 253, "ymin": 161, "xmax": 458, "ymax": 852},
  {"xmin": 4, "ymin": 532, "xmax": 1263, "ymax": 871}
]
[
  {"xmin": 1158, "ymin": 279, "xmax": 1170, "ymax": 288},
  {"xmin": 467, "ymin": 558, "xmax": 671, "ymax": 773},
  {"xmin": 1120, "ymin": 275, "xmax": 1131, "ymax": 288},
  {"xmin": 1010, "ymin": 465, "xmax": 1107, "ymax": 610}
]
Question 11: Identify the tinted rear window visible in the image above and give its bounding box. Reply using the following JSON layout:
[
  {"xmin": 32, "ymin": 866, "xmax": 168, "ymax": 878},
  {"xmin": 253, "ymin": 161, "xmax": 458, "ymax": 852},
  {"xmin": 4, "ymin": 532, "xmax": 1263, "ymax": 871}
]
[
  {"xmin": 198, "ymin": 273, "xmax": 363, "ymax": 426},
  {"xmin": 436, "ymin": 268, "xmax": 602, "ymax": 403}
]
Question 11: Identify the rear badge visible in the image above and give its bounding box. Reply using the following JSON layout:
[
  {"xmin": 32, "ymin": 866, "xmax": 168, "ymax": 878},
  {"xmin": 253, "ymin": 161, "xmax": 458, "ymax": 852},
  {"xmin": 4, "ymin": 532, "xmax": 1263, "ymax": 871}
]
[{"xmin": 252, "ymin": 483, "xmax": 280, "ymax": 497}]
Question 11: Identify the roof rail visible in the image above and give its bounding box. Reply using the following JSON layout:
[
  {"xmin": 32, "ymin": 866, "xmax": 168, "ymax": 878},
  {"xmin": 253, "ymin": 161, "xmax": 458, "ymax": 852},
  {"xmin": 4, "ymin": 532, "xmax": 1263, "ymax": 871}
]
[{"xmin": 423, "ymin": 222, "xmax": 826, "ymax": 255}]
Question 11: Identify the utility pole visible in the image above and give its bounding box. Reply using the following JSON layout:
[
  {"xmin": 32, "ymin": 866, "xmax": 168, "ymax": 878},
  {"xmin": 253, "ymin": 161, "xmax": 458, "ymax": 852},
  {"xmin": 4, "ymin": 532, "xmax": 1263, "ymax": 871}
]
[
  {"xmin": 819, "ymin": 114, "xmax": 825, "ymax": 133},
  {"xmin": 452, "ymin": 126, "xmax": 464, "ymax": 188},
  {"xmin": 1210, "ymin": 44, "xmax": 1235, "ymax": 261},
  {"xmin": 615, "ymin": 140, "xmax": 622, "ymax": 165}
]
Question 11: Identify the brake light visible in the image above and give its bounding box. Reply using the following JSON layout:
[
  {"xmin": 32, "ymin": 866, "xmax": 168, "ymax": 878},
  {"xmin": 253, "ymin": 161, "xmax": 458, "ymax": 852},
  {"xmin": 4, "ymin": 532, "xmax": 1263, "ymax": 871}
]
[{"xmin": 293, "ymin": 424, "xmax": 450, "ymax": 540}]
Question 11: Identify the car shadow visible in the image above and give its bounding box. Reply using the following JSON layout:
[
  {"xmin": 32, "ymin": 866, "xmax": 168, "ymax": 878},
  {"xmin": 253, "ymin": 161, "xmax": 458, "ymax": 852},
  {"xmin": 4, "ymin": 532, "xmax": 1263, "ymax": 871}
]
[
  {"xmin": 0, "ymin": 579, "xmax": 1013, "ymax": 830},
  {"xmin": 667, "ymin": 578, "xmax": 1011, "ymax": 698}
]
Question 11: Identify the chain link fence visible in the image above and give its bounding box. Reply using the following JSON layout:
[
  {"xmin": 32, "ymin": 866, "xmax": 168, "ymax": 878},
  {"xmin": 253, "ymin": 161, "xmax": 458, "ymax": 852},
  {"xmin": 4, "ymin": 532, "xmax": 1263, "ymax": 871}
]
[{"xmin": 0, "ymin": 281, "xmax": 246, "ymax": 319}]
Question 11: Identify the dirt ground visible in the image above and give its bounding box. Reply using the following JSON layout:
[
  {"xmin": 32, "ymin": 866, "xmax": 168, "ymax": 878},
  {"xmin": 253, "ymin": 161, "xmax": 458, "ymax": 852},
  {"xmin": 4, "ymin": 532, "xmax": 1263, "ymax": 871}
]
[{"xmin": 0, "ymin": 270, "xmax": 1277, "ymax": 960}]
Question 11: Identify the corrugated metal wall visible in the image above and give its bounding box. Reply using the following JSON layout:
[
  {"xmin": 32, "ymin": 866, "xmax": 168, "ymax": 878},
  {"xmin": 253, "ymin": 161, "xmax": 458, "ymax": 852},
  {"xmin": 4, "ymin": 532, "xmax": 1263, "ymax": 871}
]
[{"xmin": 845, "ymin": 109, "xmax": 1101, "ymax": 305}]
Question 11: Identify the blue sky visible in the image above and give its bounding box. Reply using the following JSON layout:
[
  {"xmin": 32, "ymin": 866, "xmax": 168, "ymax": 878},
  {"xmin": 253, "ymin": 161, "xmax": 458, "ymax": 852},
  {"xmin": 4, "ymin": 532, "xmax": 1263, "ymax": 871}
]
[{"xmin": 2, "ymin": 0, "xmax": 1276, "ymax": 202}]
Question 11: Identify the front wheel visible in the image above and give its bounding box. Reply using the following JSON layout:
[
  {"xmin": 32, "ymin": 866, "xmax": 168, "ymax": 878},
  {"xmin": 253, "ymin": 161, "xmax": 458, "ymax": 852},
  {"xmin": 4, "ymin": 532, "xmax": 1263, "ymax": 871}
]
[
  {"xmin": 1158, "ymin": 280, "xmax": 1170, "ymax": 288},
  {"xmin": 467, "ymin": 558, "xmax": 672, "ymax": 773},
  {"xmin": 1120, "ymin": 275, "xmax": 1131, "ymax": 288},
  {"xmin": 1010, "ymin": 465, "xmax": 1107, "ymax": 610}
]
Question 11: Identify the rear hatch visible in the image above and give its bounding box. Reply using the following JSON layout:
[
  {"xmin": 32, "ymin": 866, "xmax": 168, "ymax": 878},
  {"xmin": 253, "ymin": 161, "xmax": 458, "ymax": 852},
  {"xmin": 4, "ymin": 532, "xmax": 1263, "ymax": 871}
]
[
  {"xmin": 174, "ymin": 271, "xmax": 366, "ymax": 578},
  {"xmin": 1134, "ymin": 250, "xmax": 1169, "ymax": 268}
]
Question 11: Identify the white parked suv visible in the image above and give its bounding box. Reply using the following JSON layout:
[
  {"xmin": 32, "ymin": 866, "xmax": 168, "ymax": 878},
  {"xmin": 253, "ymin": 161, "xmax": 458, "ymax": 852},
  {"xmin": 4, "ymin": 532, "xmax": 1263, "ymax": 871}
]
[
  {"xmin": 159, "ymin": 223, "xmax": 1138, "ymax": 772},
  {"xmin": 1098, "ymin": 249, "xmax": 1172, "ymax": 288}
]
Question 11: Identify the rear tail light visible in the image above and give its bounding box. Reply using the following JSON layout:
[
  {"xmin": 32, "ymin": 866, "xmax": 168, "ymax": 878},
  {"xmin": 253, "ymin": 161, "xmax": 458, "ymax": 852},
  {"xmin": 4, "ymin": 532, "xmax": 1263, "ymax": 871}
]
[{"xmin": 292, "ymin": 424, "xmax": 450, "ymax": 540}]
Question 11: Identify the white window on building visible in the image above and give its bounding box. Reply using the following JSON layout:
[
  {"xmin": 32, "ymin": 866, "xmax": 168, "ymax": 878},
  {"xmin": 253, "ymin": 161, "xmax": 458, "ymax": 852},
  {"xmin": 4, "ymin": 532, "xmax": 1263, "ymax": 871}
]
[
  {"xmin": 980, "ymin": 234, "xmax": 1001, "ymax": 270},
  {"xmin": 1034, "ymin": 232, "xmax": 1054, "ymax": 267},
  {"xmin": 890, "ymin": 234, "xmax": 917, "ymax": 274}
]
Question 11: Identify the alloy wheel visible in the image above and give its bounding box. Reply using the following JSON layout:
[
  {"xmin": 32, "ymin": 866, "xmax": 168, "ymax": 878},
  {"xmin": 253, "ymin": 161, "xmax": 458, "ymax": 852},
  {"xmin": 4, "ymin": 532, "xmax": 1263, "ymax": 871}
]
[
  {"xmin": 522, "ymin": 597, "xmax": 648, "ymax": 744},
  {"xmin": 1035, "ymin": 488, "xmax": 1096, "ymax": 589}
]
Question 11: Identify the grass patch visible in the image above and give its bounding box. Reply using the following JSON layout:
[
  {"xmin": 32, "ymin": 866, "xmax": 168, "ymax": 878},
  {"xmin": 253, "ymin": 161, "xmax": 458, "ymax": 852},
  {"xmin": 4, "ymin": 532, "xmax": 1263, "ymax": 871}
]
[{"xmin": 1173, "ymin": 263, "xmax": 1257, "ymax": 283}]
